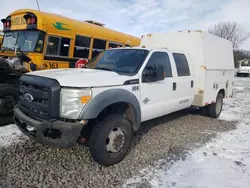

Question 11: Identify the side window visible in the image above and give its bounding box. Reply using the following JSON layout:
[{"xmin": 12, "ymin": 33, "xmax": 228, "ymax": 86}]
[
  {"xmin": 34, "ymin": 31, "xmax": 45, "ymax": 53},
  {"xmin": 46, "ymin": 36, "xmax": 70, "ymax": 56},
  {"xmin": 108, "ymin": 42, "xmax": 123, "ymax": 48},
  {"xmin": 145, "ymin": 52, "xmax": 172, "ymax": 77},
  {"xmin": 173, "ymin": 53, "xmax": 190, "ymax": 76},
  {"xmin": 46, "ymin": 36, "xmax": 60, "ymax": 55},
  {"xmin": 60, "ymin": 38, "xmax": 70, "ymax": 56},
  {"xmin": 74, "ymin": 35, "xmax": 91, "ymax": 58},
  {"xmin": 92, "ymin": 38, "xmax": 106, "ymax": 58}
]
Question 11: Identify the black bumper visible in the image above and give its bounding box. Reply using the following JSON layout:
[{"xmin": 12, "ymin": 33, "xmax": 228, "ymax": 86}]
[{"xmin": 14, "ymin": 106, "xmax": 82, "ymax": 148}]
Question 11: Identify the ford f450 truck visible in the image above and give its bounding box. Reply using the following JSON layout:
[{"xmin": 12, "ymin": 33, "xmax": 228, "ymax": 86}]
[{"xmin": 14, "ymin": 31, "xmax": 234, "ymax": 166}]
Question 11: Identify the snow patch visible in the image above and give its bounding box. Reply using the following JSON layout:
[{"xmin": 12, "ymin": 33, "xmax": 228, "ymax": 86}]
[{"xmin": 0, "ymin": 124, "xmax": 20, "ymax": 147}]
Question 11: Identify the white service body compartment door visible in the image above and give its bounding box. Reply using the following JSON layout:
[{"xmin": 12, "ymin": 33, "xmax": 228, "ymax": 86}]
[{"xmin": 203, "ymin": 70, "xmax": 234, "ymax": 105}]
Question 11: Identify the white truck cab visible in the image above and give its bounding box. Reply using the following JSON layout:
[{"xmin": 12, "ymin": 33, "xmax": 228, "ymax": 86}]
[
  {"xmin": 14, "ymin": 31, "xmax": 234, "ymax": 166},
  {"xmin": 236, "ymin": 59, "xmax": 250, "ymax": 77}
]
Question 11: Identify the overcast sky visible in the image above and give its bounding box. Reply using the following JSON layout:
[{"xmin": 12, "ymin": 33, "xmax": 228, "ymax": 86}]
[{"xmin": 1, "ymin": 0, "xmax": 250, "ymax": 50}]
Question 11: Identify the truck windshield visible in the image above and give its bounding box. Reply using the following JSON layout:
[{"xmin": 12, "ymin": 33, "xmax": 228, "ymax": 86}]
[
  {"xmin": 85, "ymin": 49, "xmax": 149, "ymax": 74},
  {"xmin": 1, "ymin": 30, "xmax": 45, "ymax": 52}
]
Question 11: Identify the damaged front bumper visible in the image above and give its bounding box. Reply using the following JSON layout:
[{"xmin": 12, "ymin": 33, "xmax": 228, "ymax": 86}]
[{"xmin": 14, "ymin": 105, "xmax": 83, "ymax": 148}]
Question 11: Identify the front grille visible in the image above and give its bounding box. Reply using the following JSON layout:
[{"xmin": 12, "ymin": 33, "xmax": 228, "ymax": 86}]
[
  {"xmin": 19, "ymin": 82, "xmax": 50, "ymax": 118},
  {"xmin": 18, "ymin": 75, "xmax": 61, "ymax": 119}
]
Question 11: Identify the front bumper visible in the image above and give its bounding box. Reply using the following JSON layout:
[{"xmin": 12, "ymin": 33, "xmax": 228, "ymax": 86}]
[{"xmin": 14, "ymin": 105, "xmax": 83, "ymax": 148}]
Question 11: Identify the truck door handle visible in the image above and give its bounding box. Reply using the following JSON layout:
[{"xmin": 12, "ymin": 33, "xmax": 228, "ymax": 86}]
[
  {"xmin": 191, "ymin": 80, "xmax": 194, "ymax": 88},
  {"xmin": 173, "ymin": 82, "xmax": 176, "ymax": 91}
]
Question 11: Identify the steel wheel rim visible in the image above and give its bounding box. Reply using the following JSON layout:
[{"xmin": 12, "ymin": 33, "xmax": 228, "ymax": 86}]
[{"xmin": 106, "ymin": 127, "xmax": 126, "ymax": 153}]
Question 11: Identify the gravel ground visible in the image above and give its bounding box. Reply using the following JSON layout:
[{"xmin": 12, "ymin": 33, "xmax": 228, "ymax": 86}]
[{"xmin": 0, "ymin": 104, "xmax": 236, "ymax": 187}]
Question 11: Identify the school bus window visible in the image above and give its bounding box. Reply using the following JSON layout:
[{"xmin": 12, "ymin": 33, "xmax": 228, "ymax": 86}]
[
  {"xmin": 109, "ymin": 42, "xmax": 123, "ymax": 48},
  {"xmin": 125, "ymin": 44, "xmax": 130, "ymax": 47},
  {"xmin": 1, "ymin": 32, "xmax": 17, "ymax": 51},
  {"xmin": 1, "ymin": 30, "xmax": 43, "ymax": 52},
  {"xmin": 46, "ymin": 36, "xmax": 70, "ymax": 57},
  {"xmin": 34, "ymin": 31, "xmax": 45, "ymax": 53},
  {"xmin": 46, "ymin": 36, "xmax": 60, "ymax": 55},
  {"xmin": 60, "ymin": 38, "xmax": 70, "ymax": 56},
  {"xmin": 92, "ymin": 38, "xmax": 106, "ymax": 58},
  {"xmin": 74, "ymin": 35, "xmax": 91, "ymax": 58}
]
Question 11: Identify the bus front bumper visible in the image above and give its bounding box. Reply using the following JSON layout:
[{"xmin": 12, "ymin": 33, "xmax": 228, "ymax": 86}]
[{"xmin": 14, "ymin": 106, "xmax": 83, "ymax": 148}]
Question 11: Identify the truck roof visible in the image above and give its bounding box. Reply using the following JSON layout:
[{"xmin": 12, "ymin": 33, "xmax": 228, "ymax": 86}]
[{"xmin": 140, "ymin": 30, "xmax": 234, "ymax": 70}]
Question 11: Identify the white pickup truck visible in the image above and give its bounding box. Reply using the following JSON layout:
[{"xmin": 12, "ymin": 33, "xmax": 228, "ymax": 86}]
[
  {"xmin": 236, "ymin": 59, "xmax": 250, "ymax": 77},
  {"xmin": 14, "ymin": 31, "xmax": 234, "ymax": 166}
]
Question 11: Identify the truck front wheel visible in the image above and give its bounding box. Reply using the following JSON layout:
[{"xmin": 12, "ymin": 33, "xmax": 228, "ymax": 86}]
[
  {"xmin": 207, "ymin": 93, "xmax": 223, "ymax": 118},
  {"xmin": 0, "ymin": 84, "xmax": 18, "ymax": 126},
  {"xmin": 89, "ymin": 114, "xmax": 133, "ymax": 166}
]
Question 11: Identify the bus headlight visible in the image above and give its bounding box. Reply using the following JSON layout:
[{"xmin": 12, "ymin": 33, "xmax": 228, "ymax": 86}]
[{"xmin": 60, "ymin": 88, "xmax": 92, "ymax": 119}]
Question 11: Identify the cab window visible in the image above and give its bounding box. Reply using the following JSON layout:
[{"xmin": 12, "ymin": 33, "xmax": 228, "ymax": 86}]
[
  {"xmin": 173, "ymin": 53, "xmax": 190, "ymax": 76},
  {"xmin": 46, "ymin": 36, "xmax": 70, "ymax": 57},
  {"xmin": 145, "ymin": 52, "xmax": 172, "ymax": 77}
]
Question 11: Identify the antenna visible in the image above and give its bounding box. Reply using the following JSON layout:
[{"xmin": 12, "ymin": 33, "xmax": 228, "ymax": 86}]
[{"xmin": 36, "ymin": 0, "xmax": 40, "ymax": 11}]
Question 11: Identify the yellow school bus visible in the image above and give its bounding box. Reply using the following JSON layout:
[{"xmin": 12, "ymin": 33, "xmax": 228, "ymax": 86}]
[
  {"xmin": 0, "ymin": 9, "xmax": 140, "ymax": 71},
  {"xmin": 0, "ymin": 9, "xmax": 140, "ymax": 126},
  {"xmin": 0, "ymin": 31, "xmax": 3, "ymax": 46}
]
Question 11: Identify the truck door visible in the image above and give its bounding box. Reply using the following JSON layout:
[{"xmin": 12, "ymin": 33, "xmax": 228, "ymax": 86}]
[
  {"xmin": 171, "ymin": 53, "xmax": 195, "ymax": 110},
  {"xmin": 140, "ymin": 51, "xmax": 179, "ymax": 122}
]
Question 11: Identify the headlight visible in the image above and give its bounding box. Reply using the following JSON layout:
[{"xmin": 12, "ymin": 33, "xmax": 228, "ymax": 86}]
[{"xmin": 60, "ymin": 88, "xmax": 92, "ymax": 119}]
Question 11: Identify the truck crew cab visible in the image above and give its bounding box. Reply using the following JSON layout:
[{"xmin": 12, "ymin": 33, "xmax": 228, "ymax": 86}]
[{"xmin": 14, "ymin": 31, "xmax": 234, "ymax": 166}]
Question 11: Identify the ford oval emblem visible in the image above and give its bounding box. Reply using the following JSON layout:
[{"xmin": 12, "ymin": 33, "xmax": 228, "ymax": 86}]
[{"xmin": 23, "ymin": 93, "xmax": 34, "ymax": 103}]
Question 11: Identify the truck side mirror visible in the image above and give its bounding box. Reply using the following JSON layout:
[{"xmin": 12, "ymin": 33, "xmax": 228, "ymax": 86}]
[
  {"xmin": 156, "ymin": 64, "xmax": 165, "ymax": 80},
  {"xmin": 142, "ymin": 64, "xmax": 165, "ymax": 82}
]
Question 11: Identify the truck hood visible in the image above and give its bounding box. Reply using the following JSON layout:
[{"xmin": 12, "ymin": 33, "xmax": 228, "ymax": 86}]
[{"xmin": 27, "ymin": 68, "xmax": 137, "ymax": 87}]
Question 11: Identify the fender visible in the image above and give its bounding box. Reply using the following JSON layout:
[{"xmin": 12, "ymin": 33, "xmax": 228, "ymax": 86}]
[{"xmin": 79, "ymin": 88, "xmax": 141, "ymax": 131}]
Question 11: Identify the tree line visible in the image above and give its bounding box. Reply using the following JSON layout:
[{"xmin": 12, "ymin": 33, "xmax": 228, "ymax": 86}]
[{"xmin": 208, "ymin": 21, "xmax": 250, "ymax": 67}]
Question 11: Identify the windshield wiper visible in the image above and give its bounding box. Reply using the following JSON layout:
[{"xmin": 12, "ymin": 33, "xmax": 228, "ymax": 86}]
[{"xmin": 15, "ymin": 47, "xmax": 31, "ymax": 62}]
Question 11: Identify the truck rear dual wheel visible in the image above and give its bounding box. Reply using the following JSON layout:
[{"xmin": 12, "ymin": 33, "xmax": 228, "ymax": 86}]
[
  {"xmin": 0, "ymin": 84, "xmax": 18, "ymax": 126},
  {"xmin": 200, "ymin": 93, "xmax": 223, "ymax": 118},
  {"xmin": 207, "ymin": 93, "xmax": 223, "ymax": 118},
  {"xmin": 89, "ymin": 114, "xmax": 133, "ymax": 166}
]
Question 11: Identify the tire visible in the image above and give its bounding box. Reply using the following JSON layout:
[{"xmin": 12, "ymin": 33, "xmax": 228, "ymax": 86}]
[
  {"xmin": 89, "ymin": 114, "xmax": 133, "ymax": 166},
  {"xmin": 200, "ymin": 106, "xmax": 208, "ymax": 116},
  {"xmin": 207, "ymin": 93, "xmax": 223, "ymax": 118},
  {"xmin": 0, "ymin": 84, "xmax": 18, "ymax": 126}
]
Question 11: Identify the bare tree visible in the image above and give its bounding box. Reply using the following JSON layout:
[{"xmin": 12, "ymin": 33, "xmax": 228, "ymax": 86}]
[{"xmin": 208, "ymin": 21, "xmax": 250, "ymax": 49}]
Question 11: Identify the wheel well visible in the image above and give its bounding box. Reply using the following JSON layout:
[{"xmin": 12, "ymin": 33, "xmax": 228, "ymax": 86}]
[
  {"xmin": 97, "ymin": 102, "xmax": 136, "ymax": 129},
  {"xmin": 79, "ymin": 102, "xmax": 136, "ymax": 140},
  {"xmin": 218, "ymin": 89, "xmax": 225, "ymax": 98}
]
